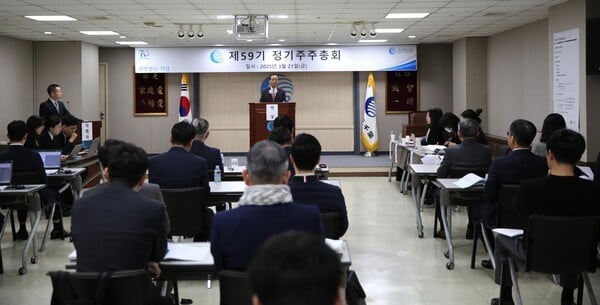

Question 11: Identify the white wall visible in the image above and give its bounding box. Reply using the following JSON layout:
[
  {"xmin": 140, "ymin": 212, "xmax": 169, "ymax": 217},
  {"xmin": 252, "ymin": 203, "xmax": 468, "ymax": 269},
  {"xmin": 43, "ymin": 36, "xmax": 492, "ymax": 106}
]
[
  {"xmin": 0, "ymin": 36, "xmax": 33, "ymax": 126},
  {"xmin": 452, "ymin": 39, "xmax": 467, "ymax": 115},
  {"xmin": 487, "ymin": 19, "xmax": 549, "ymax": 137},
  {"xmin": 81, "ymin": 42, "xmax": 99, "ymax": 120}
]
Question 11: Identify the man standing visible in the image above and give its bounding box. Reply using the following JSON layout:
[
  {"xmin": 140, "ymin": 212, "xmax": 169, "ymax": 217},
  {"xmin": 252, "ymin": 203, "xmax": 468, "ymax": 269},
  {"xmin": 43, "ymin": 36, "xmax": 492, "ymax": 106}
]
[
  {"xmin": 492, "ymin": 128, "xmax": 600, "ymax": 305},
  {"xmin": 210, "ymin": 140, "xmax": 323, "ymax": 271},
  {"xmin": 259, "ymin": 74, "xmax": 286, "ymax": 103},
  {"xmin": 39, "ymin": 84, "xmax": 71, "ymax": 119}
]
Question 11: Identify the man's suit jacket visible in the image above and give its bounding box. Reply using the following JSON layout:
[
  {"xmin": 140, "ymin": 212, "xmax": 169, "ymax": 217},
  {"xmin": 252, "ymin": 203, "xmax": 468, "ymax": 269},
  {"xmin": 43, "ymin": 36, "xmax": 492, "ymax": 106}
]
[
  {"xmin": 72, "ymin": 182, "xmax": 169, "ymax": 272},
  {"xmin": 289, "ymin": 175, "xmax": 348, "ymax": 237},
  {"xmin": 148, "ymin": 146, "xmax": 210, "ymax": 190},
  {"xmin": 39, "ymin": 99, "xmax": 70, "ymax": 119},
  {"xmin": 437, "ymin": 138, "xmax": 491, "ymax": 178},
  {"xmin": 39, "ymin": 131, "xmax": 61, "ymax": 150},
  {"xmin": 259, "ymin": 87, "xmax": 286, "ymax": 103},
  {"xmin": 0, "ymin": 145, "xmax": 46, "ymax": 183},
  {"xmin": 190, "ymin": 140, "xmax": 223, "ymax": 177},
  {"xmin": 83, "ymin": 182, "xmax": 164, "ymax": 203},
  {"xmin": 282, "ymin": 145, "xmax": 295, "ymax": 177},
  {"xmin": 55, "ymin": 132, "xmax": 75, "ymax": 155},
  {"xmin": 210, "ymin": 202, "xmax": 323, "ymax": 271}
]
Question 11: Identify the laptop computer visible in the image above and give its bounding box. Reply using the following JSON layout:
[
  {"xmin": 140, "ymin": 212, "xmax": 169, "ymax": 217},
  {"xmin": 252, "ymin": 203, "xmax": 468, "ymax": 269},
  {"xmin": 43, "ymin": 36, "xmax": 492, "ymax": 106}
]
[
  {"xmin": 86, "ymin": 137, "xmax": 101, "ymax": 157},
  {"xmin": 37, "ymin": 150, "xmax": 62, "ymax": 174},
  {"xmin": 0, "ymin": 161, "xmax": 13, "ymax": 186},
  {"xmin": 67, "ymin": 144, "xmax": 83, "ymax": 160}
]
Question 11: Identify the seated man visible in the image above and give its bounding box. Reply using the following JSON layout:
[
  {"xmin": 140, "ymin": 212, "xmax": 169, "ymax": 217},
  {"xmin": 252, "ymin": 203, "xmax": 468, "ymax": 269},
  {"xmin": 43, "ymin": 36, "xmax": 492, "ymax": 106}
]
[
  {"xmin": 288, "ymin": 133, "xmax": 348, "ymax": 238},
  {"xmin": 437, "ymin": 118, "xmax": 492, "ymax": 239},
  {"xmin": 0, "ymin": 120, "xmax": 48, "ymax": 239},
  {"xmin": 210, "ymin": 140, "xmax": 324, "ymax": 271},
  {"xmin": 190, "ymin": 118, "xmax": 224, "ymax": 179},
  {"xmin": 268, "ymin": 126, "xmax": 295, "ymax": 177},
  {"xmin": 248, "ymin": 231, "xmax": 343, "ymax": 305},
  {"xmin": 71, "ymin": 142, "xmax": 170, "ymax": 305},
  {"xmin": 55, "ymin": 114, "xmax": 79, "ymax": 156},
  {"xmin": 492, "ymin": 129, "xmax": 600, "ymax": 305},
  {"xmin": 479, "ymin": 119, "xmax": 548, "ymax": 269}
]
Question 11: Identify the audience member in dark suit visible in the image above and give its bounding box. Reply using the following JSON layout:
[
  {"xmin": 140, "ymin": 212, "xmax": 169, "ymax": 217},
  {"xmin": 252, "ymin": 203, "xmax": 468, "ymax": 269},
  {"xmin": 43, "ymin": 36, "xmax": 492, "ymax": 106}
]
[
  {"xmin": 289, "ymin": 133, "xmax": 348, "ymax": 238},
  {"xmin": 210, "ymin": 140, "xmax": 324, "ymax": 271},
  {"xmin": 478, "ymin": 119, "xmax": 548, "ymax": 269},
  {"xmin": 190, "ymin": 118, "xmax": 224, "ymax": 178},
  {"xmin": 492, "ymin": 129, "xmax": 600, "ymax": 305},
  {"xmin": 39, "ymin": 83, "xmax": 71, "ymax": 119},
  {"xmin": 149, "ymin": 121, "xmax": 212, "ymax": 241},
  {"xmin": 249, "ymin": 232, "xmax": 343, "ymax": 305},
  {"xmin": 439, "ymin": 112, "xmax": 461, "ymax": 146},
  {"xmin": 436, "ymin": 118, "xmax": 492, "ymax": 238},
  {"xmin": 259, "ymin": 74, "xmax": 286, "ymax": 103},
  {"xmin": 54, "ymin": 114, "xmax": 79, "ymax": 155},
  {"xmin": 273, "ymin": 114, "xmax": 295, "ymax": 137},
  {"xmin": 268, "ymin": 126, "xmax": 295, "ymax": 177},
  {"xmin": 0, "ymin": 120, "xmax": 48, "ymax": 240},
  {"xmin": 421, "ymin": 108, "xmax": 444, "ymax": 145},
  {"xmin": 24, "ymin": 115, "xmax": 44, "ymax": 150},
  {"xmin": 595, "ymin": 152, "xmax": 600, "ymax": 183},
  {"xmin": 39, "ymin": 115, "xmax": 63, "ymax": 151},
  {"xmin": 72, "ymin": 142, "xmax": 170, "ymax": 305},
  {"xmin": 461, "ymin": 108, "xmax": 488, "ymax": 145}
]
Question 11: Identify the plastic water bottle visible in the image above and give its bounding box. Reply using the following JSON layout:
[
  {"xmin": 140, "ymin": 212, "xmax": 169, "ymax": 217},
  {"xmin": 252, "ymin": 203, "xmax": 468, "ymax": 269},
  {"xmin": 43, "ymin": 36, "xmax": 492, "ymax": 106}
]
[{"xmin": 214, "ymin": 165, "xmax": 221, "ymax": 182}]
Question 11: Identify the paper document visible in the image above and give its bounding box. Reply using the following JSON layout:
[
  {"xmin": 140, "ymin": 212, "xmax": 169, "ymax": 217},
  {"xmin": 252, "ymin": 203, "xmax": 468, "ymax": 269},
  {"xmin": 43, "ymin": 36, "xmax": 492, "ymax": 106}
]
[
  {"xmin": 45, "ymin": 169, "xmax": 59, "ymax": 175},
  {"xmin": 164, "ymin": 243, "xmax": 210, "ymax": 261},
  {"xmin": 325, "ymin": 238, "xmax": 343, "ymax": 254},
  {"xmin": 492, "ymin": 228, "xmax": 524, "ymax": 238},
  {"xmin": 421, "ymin": 155, "xmax": 441, "ymax": 165},
  {"xmin": 454, "ymin": 173, "xmax": 486, "ymax": 188},
  {"xmin": 423, "ymin": 145, "xmax": 446, "ymax": 153},
  {"xmin": 68, "ymin": 250, "xmax": 77, "ymax": 260}
]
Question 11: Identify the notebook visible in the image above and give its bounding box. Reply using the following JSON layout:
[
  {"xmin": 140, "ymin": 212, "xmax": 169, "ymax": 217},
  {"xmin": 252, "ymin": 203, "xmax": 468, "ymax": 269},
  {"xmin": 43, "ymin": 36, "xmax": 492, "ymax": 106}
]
[
  {"xmin": 37, "ymin": 150, "xmax": 62, "ymax": 174},
  {"xmin": 86, "ymin": 137, "xmax": 101, "ymax": 157},
  {"xmin": 67, "ymin": 144, "xmax": 83, "ymax": 160}
]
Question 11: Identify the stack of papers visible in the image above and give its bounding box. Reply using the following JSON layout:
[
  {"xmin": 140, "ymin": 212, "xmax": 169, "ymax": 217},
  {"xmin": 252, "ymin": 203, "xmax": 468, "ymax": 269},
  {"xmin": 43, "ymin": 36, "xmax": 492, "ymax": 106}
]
[
  {"xmin": 423, "ymin": 145, "xmax": 446, "ymax": 153},
  {"xmin": 325, "ymin": 238, "xmax": 343, "ymax": 254},
  {"xmin": 164, "ymin": 243, "xmax": 210, "ymax": 261},
  {"xmin": 421, "ymin": 155, "xmax": 442, "ymax": 165},
  {"xmin": 492, "ymin": 228, "xmax": 524, "ymax": 237},
  {"xmin": 454, "ymin": 173, "xmax": 486, "ymax": 188}
]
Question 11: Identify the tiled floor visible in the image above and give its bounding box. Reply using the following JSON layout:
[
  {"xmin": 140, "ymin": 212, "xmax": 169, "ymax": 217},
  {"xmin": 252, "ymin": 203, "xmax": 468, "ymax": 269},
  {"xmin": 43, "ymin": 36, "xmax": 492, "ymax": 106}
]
[{"xmin": 0, "ymin": 177, "xmax": 598, "ymax": 304}]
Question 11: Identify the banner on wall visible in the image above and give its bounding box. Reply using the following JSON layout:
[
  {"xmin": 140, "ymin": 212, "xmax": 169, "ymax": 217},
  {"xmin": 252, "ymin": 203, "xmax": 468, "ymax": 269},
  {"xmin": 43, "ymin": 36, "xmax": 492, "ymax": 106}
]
[
  {"xmin": 552, "ymin": 28, "xmax": 579, "ymax": 131},
  {"xmin": 135, "ymin": 45, "xmax": 417, "ymax": 73}
]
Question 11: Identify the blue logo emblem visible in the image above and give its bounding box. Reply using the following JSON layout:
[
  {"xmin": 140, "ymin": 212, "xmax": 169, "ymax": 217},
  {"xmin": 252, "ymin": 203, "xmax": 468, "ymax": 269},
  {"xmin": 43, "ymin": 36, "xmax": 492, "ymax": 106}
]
[
  {"xmin": 365, "ymin": 97, "xmax": 376, "ymax": 118},
  {"xmin": 388, "ymin": 47, "xmax": 396, "ymax": 55},
  {"xmin": 138, "ymin": 49, "xmax": 150, "ymax": 59},
  {"xmin": 260, "ymin": 74, "xmax": 294, "ymax": 102},
  {"xmin": 210, "ymin": 50, "xmax": 223, "ymax": 63}
]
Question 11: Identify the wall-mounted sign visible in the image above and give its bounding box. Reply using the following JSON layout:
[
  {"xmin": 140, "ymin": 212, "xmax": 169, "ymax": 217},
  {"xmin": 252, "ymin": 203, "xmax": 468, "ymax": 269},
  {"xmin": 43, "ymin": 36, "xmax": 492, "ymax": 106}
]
[{"xmin": 135, "ymin": 45, "xmax": 417, "ymax": 73}]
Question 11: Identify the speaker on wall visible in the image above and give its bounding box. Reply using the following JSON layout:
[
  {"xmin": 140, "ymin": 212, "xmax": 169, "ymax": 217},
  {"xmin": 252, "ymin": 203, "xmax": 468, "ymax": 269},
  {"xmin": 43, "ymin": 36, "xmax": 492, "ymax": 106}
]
[{"xmin": 587, "ymin": 19, "xmax": 600, "ymax": 75}]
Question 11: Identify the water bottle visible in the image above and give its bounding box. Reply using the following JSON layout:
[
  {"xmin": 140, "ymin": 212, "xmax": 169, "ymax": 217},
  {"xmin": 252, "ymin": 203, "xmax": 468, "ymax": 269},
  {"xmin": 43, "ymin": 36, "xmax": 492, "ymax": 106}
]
[{"xmin": 214, "ymin": 165, "xmax": 221, "ymax": 182}]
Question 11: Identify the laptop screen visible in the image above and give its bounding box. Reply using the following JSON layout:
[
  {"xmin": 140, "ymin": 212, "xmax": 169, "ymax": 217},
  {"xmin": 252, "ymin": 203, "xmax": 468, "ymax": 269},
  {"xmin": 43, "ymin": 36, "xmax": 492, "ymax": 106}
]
[
  {"xmin": 0, "ymin": 161, "xmax": 13, "ymax": 185},
  {"xmin": 38, "ymin": 151, "xmax": 62, "ymax": 169}
]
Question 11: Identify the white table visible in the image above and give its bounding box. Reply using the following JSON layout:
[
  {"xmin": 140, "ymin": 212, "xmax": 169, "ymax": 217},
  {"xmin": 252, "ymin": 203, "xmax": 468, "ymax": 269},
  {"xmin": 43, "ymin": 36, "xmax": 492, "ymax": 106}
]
[{"xmin": 408, "ymin": 164, "xmax": 439, "ymax": 238}]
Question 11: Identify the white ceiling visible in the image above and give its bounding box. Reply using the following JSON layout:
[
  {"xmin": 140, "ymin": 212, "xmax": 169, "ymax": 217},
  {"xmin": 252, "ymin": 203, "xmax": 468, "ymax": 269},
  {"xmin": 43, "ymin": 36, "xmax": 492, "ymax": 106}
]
[{"xmin": 0, "ymin": 0, "xmax": 567, "ymax": 47}]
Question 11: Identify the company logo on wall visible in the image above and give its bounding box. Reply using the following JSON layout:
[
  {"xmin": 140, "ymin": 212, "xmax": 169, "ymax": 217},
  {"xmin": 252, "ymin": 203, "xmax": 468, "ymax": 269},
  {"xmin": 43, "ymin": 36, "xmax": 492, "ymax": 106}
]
[
  {"xmin": 138, "ymin": 49, "xmax": 150, "ymax": 60},
  {"xmin": 210, "ymin": 50, "xmax": 224, "ymax": 63},
  {"xmin": 260, "ymin": 74, "xmax": 294, "ymax": 103}
]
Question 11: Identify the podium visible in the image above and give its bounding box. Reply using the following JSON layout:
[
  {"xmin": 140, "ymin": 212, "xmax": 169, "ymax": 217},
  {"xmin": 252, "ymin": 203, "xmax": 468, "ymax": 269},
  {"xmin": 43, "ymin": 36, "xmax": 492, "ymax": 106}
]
[{"xmin": 249, "ymin": 102, "xmax": 295, "ymax": 148}]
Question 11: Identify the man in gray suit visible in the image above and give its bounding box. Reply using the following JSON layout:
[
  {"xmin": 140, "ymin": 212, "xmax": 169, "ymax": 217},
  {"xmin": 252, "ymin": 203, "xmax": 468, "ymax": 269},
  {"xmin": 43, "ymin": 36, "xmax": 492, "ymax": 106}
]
[{"xmin": 436, "ymin": 118, "xmax": 492, "ymax": 238}]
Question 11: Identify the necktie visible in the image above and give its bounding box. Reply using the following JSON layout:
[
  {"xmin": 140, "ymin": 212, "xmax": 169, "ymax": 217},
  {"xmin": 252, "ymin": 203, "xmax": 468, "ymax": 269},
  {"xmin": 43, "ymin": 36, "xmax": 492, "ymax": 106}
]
[
  {"xmin": 54, "ymin": 102, "xmax": 60, "ymax": 113},
  {"xmin": 271, "ymin": 91, "xmax": 275, "ymax": 102}
]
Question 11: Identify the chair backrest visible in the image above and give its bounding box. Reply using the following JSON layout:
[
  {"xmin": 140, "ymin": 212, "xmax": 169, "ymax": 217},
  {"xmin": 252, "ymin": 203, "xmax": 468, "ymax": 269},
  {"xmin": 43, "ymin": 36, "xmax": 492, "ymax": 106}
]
[
  {"xmin": 495, "ymin": 184, "xmax": 527, "ymax": 229},
  {"xmin": 448, "ymin": 163, "xmax": 489, "ymax": 205},
  {"xmin": 322, "ymin": 212, "xmax": 342, "ymax": 239},
  {"xmin": 218, "ymin": 270, "xmax": 252, "ymax": 305},
  {"xmin": 12, "ymin": 171, "xmax": 45, "ymax": 185},
  {"xmin": 525, "ymin": 215, "xmax": 600, "ymax": 274},
  {"xmin": 408, "ymin": 111, "xmax": 428, "ymax": 125},
  {"xmin": 48, "ymin": 269, "xmax": 152, "ymax": 305},
  {"xmin": 160, "ymin": 187, "xmax": 207, "ymax": 237}
]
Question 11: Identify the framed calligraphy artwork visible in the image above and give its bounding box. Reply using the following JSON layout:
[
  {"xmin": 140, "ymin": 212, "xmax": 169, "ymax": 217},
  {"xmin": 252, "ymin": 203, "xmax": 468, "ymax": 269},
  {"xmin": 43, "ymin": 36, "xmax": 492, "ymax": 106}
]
[
  {"xmin": 385, "ymin": 71, "xmax": 419, "ymax": 114},
  {"xmin": 134, "ymin": 72, "xmax": 168, "ymax": 116}
]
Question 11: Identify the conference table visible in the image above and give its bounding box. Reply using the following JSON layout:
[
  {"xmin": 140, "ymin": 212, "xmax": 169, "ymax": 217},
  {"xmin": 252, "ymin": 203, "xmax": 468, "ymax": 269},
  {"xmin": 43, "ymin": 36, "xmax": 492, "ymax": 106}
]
[{"xmin": 408, "ymin": 164, "xmax": 439, "ymax": 238}]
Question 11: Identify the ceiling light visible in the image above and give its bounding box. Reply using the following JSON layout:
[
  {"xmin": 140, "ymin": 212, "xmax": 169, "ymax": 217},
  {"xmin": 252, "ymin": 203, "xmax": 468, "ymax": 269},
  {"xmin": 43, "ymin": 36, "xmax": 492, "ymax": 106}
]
[
  {"xmin": 358, "ymin": 39, "xmax": 388, "ymax": 43},
  {"xmin": 119, "ymin": 35, "xmax": 126, "ymax": 39},
  {"xmin": 197, "ymin": 25, "xmax": 204, "ymax": 39},
  {"xmin": 246, "ymin": 39, "xmax": 253, "ymax": 42},
  {"xmin": 385, "ymin": 13, "xmax": 430, "ymax": 19},
  {"xmin": 217, "ymin": 15, "xmax": 234, "ymax": 19},
  {"xmin": 44, "ymin": 31, "xmax": 52, "ymax": 35},
  {"xmin": 271, "ymin": 15, "xmax": 288, "ymax": 19},
  {"xmin": 214, "ymin": 44, "xmax": 224, "ymax": 46},
  {"xmin": 115, "ymin": 41, "xmax": 147, "ymax": 45},
  {"xmin": 360, "ymin": 24, "xmax": 367, "ymax": 37},
  {"xmin": 278, "ymin": 39, "xmax": 285, "ymax": 42},
  {"xmin": 25, "ymin": 15, "xmax": 76, "ymax": 21},
  {"xmin": 326, "ymin": 43, "xmax": 338, "ymax": 45},
  {"xmin": 270, "ymin": 43, "xmax": 281, "ymax": 46},
  {"xmin": 187, "ymin": 25, "xmax": 194, "ymax": 38},
  {"xmin": 376, "ymin": 28, "xmax": 404, "ymax": 34},
  {"xmin": 226, "ymin": 29, "xmax": 233, "ymax": 35},
  {"xmin": 79, "ymin": 31, "xmax": 119, "ymax": 36},
  {"xmin": 177, "ymin": 25, "xmax": 185, "ymax": 38},
  {"xmin": 408, "ymin": 35, "xmax": 417, "ymax": 39},
  {"xmin": 350, "ymin": 24, "xmax": 358, "ymax": 37}
]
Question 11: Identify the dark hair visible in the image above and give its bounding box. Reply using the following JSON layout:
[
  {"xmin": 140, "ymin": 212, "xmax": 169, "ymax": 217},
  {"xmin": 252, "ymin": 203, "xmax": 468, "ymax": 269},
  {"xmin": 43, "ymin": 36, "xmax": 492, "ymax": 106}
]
[
  {"xmin": 248, "ymin": 231, "xmax": 341, "ymax": 305},
  {"xmin": 26, "ymin": 115, "xmax": 44, "ymax": 137},
  {"xmin": 461, "ymin": 108, "xmax": 483, "ymax": 123},
  {"xmin": 269, "ymin": 74, "xmax": 279, "ymax": 80},
  {"xmin": 546, "ymin": 129, "xmax": 585, "ymax": 165},
  {"xmin": 7, "ymin": 120, "xmax": 27, "ymax": 142},
  {"xmin": 509, "ymin": 119, "xmax": 537, "ymax": 147},
  {"xmin": 192, "ymin": 118, "xmax": 209, "ymax": 137},
  {"xmin": 427, "ymin": 108, "xmax": 443, "ymax": 127},
  {"xmin": 98, "ymin": 139, "xmax": 126, "ymax": 167},
  {"xmin": 106, "ymin": 142, "xmax": 149, "ymax": 188},
  {"xmin": 291, "ymin": 133, "xmax": 321, "ymax": 171},
  {"xmin": 273, "ymin": 115, "xmax": 294, "ymax": 133},
  {"xmin": 268, "ymin": 127, "xmax": 292, "ymax": 145},
  {"xmin": 540, "ymin": 113, "xmax": 566, "ymax": 143},
  {"xmin": 170, "ymin": 121, "xmax": 196, "ymax": 146},
  {"xmin": 458, "ymin": 118, "xmax": 479, "ymax": 138},
  {"xmin": 439, "ymin": 112, "xmax": 459, "ymax": 130},
  {"xmin": 47, "ymin": 84, "xmax": 60, "ymax": 95},
  {"xmin": 247, "ymin": 140, "xmax": 288, "ymax": 184},
  {"xmin": 61, "ymin": 114, "xmax": 79, "ymax": 127},
  {"xmin": 44, "ymin": 115, "xmax": 61, "ymax": 129}
]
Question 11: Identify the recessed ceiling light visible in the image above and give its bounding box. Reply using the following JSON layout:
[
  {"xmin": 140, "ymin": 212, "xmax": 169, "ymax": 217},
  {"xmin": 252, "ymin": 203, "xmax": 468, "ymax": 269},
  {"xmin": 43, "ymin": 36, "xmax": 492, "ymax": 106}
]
[
  {"xmin": 326, "ymin": 43, "xmax": 338, "ymax": 45},
  {"xmin": 25, "ymin": 15, "xmax": 77, "ymax": 21},
  {"xmin": 271, "ymin": 15, "xmax": 288, "ymax": 19},
  {"xmin": 376, "ymin": 28, "xmax": 404, "ymax": 34},
  {"xmin": 385, "ymin": 13, "xmax": 429, "ymax": 19},
  {"xmin": 217, "ymin": 15, "xmax": 234, "ymax": 19},
  {"xmin": 80, "ymin": 31, "xmax": 119, "ymax": 36},
  {"xmin": 358, "ymin": 39, "xmax": 388, "ymax": 43},
  {"xmin": 214, "ymin": 44, "xmax": 224, "ymax": 46},
  {"xmin": 278, "ymin": 39, "xmax": 285, "ymax": 42},
  {"xmin": 119, "ymin": 35, "xmax": 126, "ymax": 39},
  {"xmin": 270, "ymin": 43, "xmax": 281, "ymax": 46},
  {"xmin": 226, "ymin": 29, "xmax": 233, "ymax": 35},
  {"xmin": 246, "ymin": 39, "xmax": 253, "ymax": 42},
  {"xmin": 115, "ymin": 41, "xmax": 147, "ymax": 45},
  {"xmin": 408, "ymin": 35, "xmax": 417, "ymax": 39},
  {"xmin": 44, "ymin": 31, "xmax": 52, "ymax": 35}
]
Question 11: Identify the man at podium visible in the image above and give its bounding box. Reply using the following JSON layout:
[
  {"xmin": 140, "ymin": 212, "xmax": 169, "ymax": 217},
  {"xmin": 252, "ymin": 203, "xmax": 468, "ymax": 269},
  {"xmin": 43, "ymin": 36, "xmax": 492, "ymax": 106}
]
[{"xmin": 259, "ymin": 74, "xmax": 286, "ymax": 103}]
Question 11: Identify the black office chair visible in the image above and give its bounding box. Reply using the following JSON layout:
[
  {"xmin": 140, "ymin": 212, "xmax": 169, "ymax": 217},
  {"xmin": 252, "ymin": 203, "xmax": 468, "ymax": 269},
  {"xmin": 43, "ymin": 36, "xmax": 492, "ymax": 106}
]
[
  {"xmin": 160, "ymin": 187, "xmax": 208, "ymax": 238},
  {"xmin": 48, "ymin": 269, "xmax": 153, "ymax": 305},
  {"xmin": 218, "ymin": 270, "xmax": 252, "ymax": 305},
  {"xmin": 502, "ymin": 215, "xmax": 600, "ymax": 305},
  {"xmin": 322, "ymin": 212, "xmax": 343, "ymax": 240}
]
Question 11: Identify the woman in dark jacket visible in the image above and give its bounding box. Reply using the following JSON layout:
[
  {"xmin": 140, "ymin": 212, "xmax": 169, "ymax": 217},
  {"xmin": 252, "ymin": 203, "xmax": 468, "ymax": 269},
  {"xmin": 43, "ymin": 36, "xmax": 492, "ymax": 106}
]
[
  {"xmin": 421, "ymin": 108, "xmax": 444, "ymax": 145},
  {"xmin": 24, "ymin": 115, "xmax": 44, "ymax": 150},
  {"xmin": 461, "ymin": 108, "xmax": 487, "ymax": 144},
  {"xmin": 439, "ymin": 112, "xmax": 461, "ymax": 146}
]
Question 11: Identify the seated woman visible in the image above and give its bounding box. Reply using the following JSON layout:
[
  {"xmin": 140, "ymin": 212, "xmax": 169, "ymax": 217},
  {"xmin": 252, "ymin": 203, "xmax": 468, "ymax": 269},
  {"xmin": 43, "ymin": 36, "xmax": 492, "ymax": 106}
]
[
  {"xmin": 439, "ymin": 112, "xmax": 461, "ymax": 146},
  {"xmin": 421, "ymin": 108, "xmax": 444, "ymax": 145},
  {"xmin": 461, "ymin": 108, "xmax": 487, "ymax": 145},
  {"xmin": 532, "ymin": 113, "xmax": 566, "ymax": 158}
]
